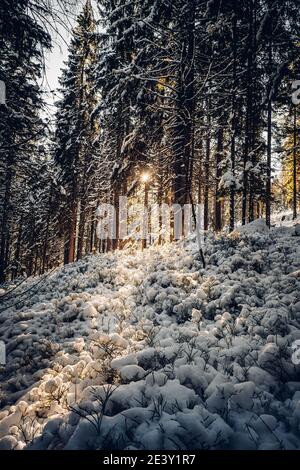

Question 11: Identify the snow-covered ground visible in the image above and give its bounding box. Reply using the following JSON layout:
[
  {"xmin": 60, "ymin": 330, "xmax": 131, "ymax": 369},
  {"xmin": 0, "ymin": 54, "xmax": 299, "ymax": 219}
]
[{"xmin": 0, "ymin": 219, "xmax": 300, "ymax": 450}]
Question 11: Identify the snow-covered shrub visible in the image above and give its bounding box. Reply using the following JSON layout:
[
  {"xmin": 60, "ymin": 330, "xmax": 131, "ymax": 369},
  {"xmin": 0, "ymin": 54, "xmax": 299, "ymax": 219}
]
[{"xmin": 0, "ymin": 220, "xmax": 300, "ymax": 449}]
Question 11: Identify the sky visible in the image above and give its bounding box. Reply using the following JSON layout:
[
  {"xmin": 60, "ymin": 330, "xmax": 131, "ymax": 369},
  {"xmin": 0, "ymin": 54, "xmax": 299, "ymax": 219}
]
[
  {"xmin": 42, "ymin": 0, "xmax": 96, "ymax": 109},
  {"xmin": 42, "ymin": 21, "xmax": 74, "ymax": 113},
  {"xmin": 45, "ymin": 37, "xmax": 69, "ymax": 100}
]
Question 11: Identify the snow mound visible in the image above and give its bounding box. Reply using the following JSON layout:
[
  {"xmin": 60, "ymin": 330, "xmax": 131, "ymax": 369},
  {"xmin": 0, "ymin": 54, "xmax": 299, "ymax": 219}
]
[
  {"xmin": 237, "ymin": 218, "xmax": 269, "ymax": 235},
  {"xmin": 0, "ymin": 220, "xmax": 300, "ymax": 450}
]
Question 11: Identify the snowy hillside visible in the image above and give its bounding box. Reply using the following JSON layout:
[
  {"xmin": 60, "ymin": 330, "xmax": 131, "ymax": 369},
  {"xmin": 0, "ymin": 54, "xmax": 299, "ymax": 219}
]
[{"xmin": 0, "ymin": 221, "xmax": 300, "ymax": 450}]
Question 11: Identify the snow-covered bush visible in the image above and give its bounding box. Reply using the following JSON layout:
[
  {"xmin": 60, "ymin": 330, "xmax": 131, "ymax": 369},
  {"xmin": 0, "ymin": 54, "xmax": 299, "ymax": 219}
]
[{"xmin": 0, "ymin": 221, "xmax": 299, "ymax": 449}]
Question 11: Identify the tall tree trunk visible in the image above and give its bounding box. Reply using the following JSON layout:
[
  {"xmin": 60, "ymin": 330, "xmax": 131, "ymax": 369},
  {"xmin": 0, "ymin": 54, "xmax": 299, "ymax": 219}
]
[
  {"xmin": 215, "ymin": 127, "xmax": 223, "ymax": 231},
  {"xmin": 204, "ymin": 121, "xmax": 210, "ymax": 231},
  {"xmin": 198, "ymin": 141, "xmax": 203, "ymax": 205},
  {"xmin": 266, "ymin": 39, "xmax": 272, "ymax": 228},
  {"xmin": 13, "ymin": 217, "xmax": 23, "ymax": 280},
  {"xmin": 173, "ymin": 0, "xmax": 195, "ymax": 210},
  {"xmin": 230, "ymin": 12, "xmax": 237, "ymax": 232},
  {"xmin": 242, "ymin": 1, "xmax": 254, "ymax": 225},
  {"xmin": 248, "ymin": 0, "xmax": 258, "ymax": 222},
  {"xmin": 77, "ymin": 200, "xmax": 87, "ymax": 260},
  {"xmin": 67, "ymin": 197, "xmax": 77, "ymax": 264},
  {"xmin": 0, "ymin": 156, "xmax": 13, "ymax": 282},
  {"xmin": 293, "ymin": 106, "xmax": 298, "ymax": 220},
  {"xmin": 112, "ymin": 184, "xmax": 120, "ymax": 251},
  {"xmin": 42, "ymin": 187, "xmax": 53, "ymax": 273}
]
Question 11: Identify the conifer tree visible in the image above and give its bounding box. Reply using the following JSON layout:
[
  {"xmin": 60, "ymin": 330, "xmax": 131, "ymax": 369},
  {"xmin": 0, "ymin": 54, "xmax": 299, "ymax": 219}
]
[
  {"xmin": 55, "ymin": 0, "xmax": 99, "ymax": 264},
  {"xmin": 0, "ymin": 0, "xmax": 51, "ymax": 281}
]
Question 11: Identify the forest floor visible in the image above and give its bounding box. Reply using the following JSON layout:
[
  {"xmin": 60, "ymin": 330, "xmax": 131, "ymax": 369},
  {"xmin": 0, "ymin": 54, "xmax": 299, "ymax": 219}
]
[{"xmin": 0, "ymin": 215, "xmax": 300, "ymax": 450}]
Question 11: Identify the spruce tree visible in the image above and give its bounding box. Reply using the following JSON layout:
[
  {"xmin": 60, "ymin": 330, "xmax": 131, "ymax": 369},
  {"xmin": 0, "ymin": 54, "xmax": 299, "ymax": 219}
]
[
  {"xmin": 55, "ymin": 0, "xmax": 99, "ymax": 264},
  {"xmin": 0, "ymin": 0, "xmax": 51, "ymax": 281}
]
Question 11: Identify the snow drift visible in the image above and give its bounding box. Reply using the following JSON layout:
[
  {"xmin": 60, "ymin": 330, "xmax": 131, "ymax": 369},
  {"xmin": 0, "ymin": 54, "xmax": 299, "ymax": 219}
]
[{"xmin": 0, "ymin": 222, "xmax": 300, "ymax": 450}]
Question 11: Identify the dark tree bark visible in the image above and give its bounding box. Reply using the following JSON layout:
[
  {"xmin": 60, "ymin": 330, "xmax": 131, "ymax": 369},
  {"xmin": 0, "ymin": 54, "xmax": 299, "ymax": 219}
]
[
  {"xmin": 173, "ymin": 0, "xmax": 195, "ymax": 211},
  {"xmin": 242, "ymin": 0, "xmax": 254, "ymax": 225},
  {"xmin": 215, "ymin": 127, "xmax": 223, "ymax": 231},
  {"xmin": 266, "ymin": 38, "xmax": 272, "ymax": 228},
  {"xmin": 293, "ymin": 106, "xmax": 298, "ymax": 220},
  {"xmin": 204, "ymin": 104, "xmax": 211, "ymax": 231},
  {"xmin": 0, "ymin": 157, "xmax": 13, "ymax": 282},
  {"xmin": 230, "ymin": 12, "xmax": 238, "ymax": 232}
]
